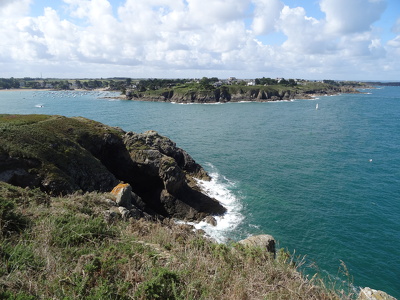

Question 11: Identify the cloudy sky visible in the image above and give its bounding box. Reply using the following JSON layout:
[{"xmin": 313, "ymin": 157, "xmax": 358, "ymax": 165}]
[{"xmin": 0, "ymin": 0, "xmax": 399, "ymax": 80}]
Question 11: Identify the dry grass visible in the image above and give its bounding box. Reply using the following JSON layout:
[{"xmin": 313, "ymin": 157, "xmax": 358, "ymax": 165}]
[{"xmin": 0, "ymin": 182, "xmax": 355, "ymax": 299}]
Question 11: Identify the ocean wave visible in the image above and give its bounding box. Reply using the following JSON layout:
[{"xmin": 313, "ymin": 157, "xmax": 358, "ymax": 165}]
[{"xmin": 180, "ymin": 163, "xmax": 245, "ymax": 243}]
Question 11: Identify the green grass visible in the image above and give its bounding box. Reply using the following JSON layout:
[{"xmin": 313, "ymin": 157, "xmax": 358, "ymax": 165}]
[
  {"xmin": 0, "ymin": 115, "xmax": 123, "ymax": 194},
  {"xmin": 0, "ymin": 115, "xmax": 121, "ymax": 160},
  {"xmin": 0, "ymin": 182, "xmax": 357, "ymax": 299}
]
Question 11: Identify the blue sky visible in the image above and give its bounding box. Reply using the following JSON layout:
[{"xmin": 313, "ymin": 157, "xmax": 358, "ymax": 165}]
[{"xmin": 1, "ymin": 0, "xmax": 399, "ymax": 80}]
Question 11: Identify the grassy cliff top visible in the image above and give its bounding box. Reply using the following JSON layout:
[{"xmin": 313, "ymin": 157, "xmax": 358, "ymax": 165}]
[
  {"xmin": 0, "ymin": 114, "xmax": 121, "ymax": 160},
  {"xmin": 0, "ymin": 181, "xmax": 356, "ymax": 299}
]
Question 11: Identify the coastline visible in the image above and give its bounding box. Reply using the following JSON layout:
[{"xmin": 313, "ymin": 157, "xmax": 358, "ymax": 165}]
[
  {"xmin": 0, "ymin": 88, "xmax": 115, "ymax": 92},
  {"xmin": 122, "ymin": 90, "xmax": 360, "ymax": 104},
  {"xmin": 0, "ymin": 95, "xmax": 398, "ymax": 299},
  {"xmin": 0, "ymin": 88, "xmax": 52, "ymax": 92}
]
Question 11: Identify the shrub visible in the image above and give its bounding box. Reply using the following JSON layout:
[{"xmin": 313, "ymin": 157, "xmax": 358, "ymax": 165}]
[
  {"xmin": 0, "ymin": 240, "xmax": 44, "ymax": 274},
  {"xmin": 51, "ymin": 214, "xmax": 115, "ymax": 247},
  {"xmin": 135, "ymin": 268, "xmax": 183, "ymax": 300},
  {"xmin": 0, "ymin": 291, "xmax": 36, "ymax": 300},
  {"xmin": 0, "ymin": 197, "xmax": 28, "ymax": 236}
]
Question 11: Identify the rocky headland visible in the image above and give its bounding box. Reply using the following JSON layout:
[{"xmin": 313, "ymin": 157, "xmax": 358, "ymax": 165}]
[
  {"xmin": 125, "ymin": 83, "xmax": 361, "ymax": 103},
  {"xmin": 0, "ymin": 114, "xmax": 225, "ymax": 222}
]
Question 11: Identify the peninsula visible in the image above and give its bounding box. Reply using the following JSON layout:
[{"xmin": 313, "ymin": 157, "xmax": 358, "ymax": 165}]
[
  {"xmin": 124, "ymin": 78, "xmax": 366, "ymax": 103},
  {"xmin": 0, "ymin": 77, "xmax": 367, "ymax": 103}
]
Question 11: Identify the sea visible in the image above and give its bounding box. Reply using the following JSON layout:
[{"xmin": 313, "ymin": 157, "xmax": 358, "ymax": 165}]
[{"xmin": 0, "ymin": 87, "xmax": 399, "ymax": 298}]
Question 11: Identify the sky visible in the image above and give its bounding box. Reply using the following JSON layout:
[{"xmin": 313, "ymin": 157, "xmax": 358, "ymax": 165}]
[{"xmin": 0, "ymin": 0, "xmax": 399, "ymax": 80}]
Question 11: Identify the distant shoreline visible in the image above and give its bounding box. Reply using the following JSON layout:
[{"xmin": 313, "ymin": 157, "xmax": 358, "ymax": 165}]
[
  {"xmin": 0, "ymin": 88, "xmax": 51, "ymax": 92},
  {"xmin": 0, "ymin": 88, "xmax": 117, "ymax": 92}
]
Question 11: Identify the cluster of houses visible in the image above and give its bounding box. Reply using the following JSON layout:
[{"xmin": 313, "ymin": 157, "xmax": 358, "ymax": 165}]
[
  {"xmin": 211, "ymin": 77, "xmax": 310, "ymax": 87},
  {"xmin": 16, "ymin": 77, "xmax": 330, "ymax": 91}
]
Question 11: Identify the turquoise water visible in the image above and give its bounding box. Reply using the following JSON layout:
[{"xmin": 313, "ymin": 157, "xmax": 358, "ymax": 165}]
[{"xmin": 0, "ymin": 88, "xmax": 399, "ymax": 297}]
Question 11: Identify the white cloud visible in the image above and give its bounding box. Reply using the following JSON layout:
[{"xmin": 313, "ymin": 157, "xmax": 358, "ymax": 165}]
[
  {"xmin": 392, "ymin": 17, "xmax": 400, "ymax": 34},
  {"xmin": 186, "ymin": 0, "xmax": 250, "ymax": 25},
  {"xmin": 278, "ymin": 6, "xmax": 328, "ymax": 54},
  {"xmin": 36, "ymin": 8, "xmax": 79, "ymax": 59},
  {"xmin": 251, "ymin": 0, "xmax": 284, "ymax": 35},
  {"xmin": 320, "ymin": 0, "xmax": 387, "ymax": 35},
  {"xmin": 0, "ymin": 0, "xmax": 398, "ymax": 80},
  {"xmin": 388, "ymin": 36, "xmax": 400, "ymax": 48},
  {"xmin": 0, "ymin": 0, "xmax": 32, "ymax": 17}
]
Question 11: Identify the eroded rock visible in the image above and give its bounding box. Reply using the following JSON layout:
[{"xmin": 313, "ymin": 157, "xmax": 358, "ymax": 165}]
[
  {"xmin": 0, "ymin": 115, "xmax": 226, "ymax": 222},
  {"xmin": 239, "ymin": 234, "xmax": 276, "ymax": 255}
]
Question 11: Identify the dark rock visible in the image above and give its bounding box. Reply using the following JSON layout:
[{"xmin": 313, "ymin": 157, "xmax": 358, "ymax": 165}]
[
  {"xmin": 130, "ymin": 207, "xmax": 142, "ymax": 219},
  {"xmin": 204, "ymin": 216, "xmax": 217, "ymax": 226},
  {"xmin": 103, "ymin": 210, "xmax": 119, "ymax": 224},
  {"xmin": 118, "ymin": 206, "xmax": 131, "ymax": 220},
  {"xmin": 124, "ymin": 130, "xmax": 210, "ymax": 180},
  {"xmin": 123, "ymin": 130, "xmax": 226, "ymax": 220},
  {"xmin": 131, "ymin": 191, "xmax": 146, "ymax": 211},
  {"xmin": 0, "ymin": 156, "xmax": 41, "ymax": 188}
]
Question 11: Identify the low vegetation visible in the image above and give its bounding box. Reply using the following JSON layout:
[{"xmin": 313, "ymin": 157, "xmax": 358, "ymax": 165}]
[{"xmin": 0, "ymin": 181, "xmax": 357, "ymax": 299}]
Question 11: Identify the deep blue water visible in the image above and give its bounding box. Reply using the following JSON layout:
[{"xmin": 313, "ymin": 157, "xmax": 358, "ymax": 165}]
[{"xmin": 0, "ymin": 88, "xmax": 399, "ymax": 298}]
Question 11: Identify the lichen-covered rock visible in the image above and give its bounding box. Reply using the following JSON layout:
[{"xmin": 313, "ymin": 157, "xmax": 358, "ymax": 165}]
[
  {"xmin": 239, "ymin": 234, "xmax": 276, "ymax": 255},
  {"xmin": 110, "ymin": 183, "xmax": 132, "ymax": 207},
  {"xmin": 358, "ymin": 287, "xmax": 397, "ymax": 300}
]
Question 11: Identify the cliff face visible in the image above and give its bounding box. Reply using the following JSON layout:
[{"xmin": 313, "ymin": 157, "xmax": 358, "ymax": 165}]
[
  {"xmin": 0, "ymin": 114, "xmax": 225, "ymax": 221},
  {"xmin": 127, "ymin": 85, "xmax": 359, "ymax": 103}
]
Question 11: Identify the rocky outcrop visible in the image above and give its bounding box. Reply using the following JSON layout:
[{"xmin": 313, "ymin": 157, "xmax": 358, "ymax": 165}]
[
  {"xmin": 123, "ymin": 130, "xmax": 225, "ymax": 220},
  {"xmin": 239, "ymin": 234, "xmax": 276, "ymax": 255},
  {"xmin": 126, "ymin": 84, "xmax": 360, "ymax": 104},
  {"xmin": 110, "ymin": 183, "xmax": 132, "ymax": 207},
  {"xmin": 0, "ymin": 115, "xmax": 226, "ymax": 221},
  {"xmin": 358, "ymin": 287, "xmax": 397, "ymax": 300},
  {"xmin": 123, "ymin": 130, "xmax": 210, "ymax": 180}
]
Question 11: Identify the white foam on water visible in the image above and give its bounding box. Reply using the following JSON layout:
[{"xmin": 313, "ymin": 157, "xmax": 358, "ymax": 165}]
[
  {"xmin": 179, "ymin": 163, "xmax": 245, "ymax": 243},
  {"xmin": 171, "ymin": 102, "xmax": 224, "ymax": 105}
]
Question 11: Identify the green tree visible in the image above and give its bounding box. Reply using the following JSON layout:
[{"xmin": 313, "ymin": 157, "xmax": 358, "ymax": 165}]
[
  {"xmin": 199, "ymin": 77, "xmax": 214, "ymax": 90},
  {"xmin": 75, "ymin": 80, "xmax": 82, "ymax": 89}
]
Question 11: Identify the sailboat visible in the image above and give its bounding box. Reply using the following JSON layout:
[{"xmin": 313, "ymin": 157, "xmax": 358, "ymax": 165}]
[{"xmin": 316, "ymin": 103, "xmax": 319, "ymax": 110}]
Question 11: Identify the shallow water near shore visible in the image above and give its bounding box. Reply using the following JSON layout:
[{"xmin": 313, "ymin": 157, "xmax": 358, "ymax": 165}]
[{"xmin": 0, "ymin": 87, "xmax": 399, "ymax": 298}]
